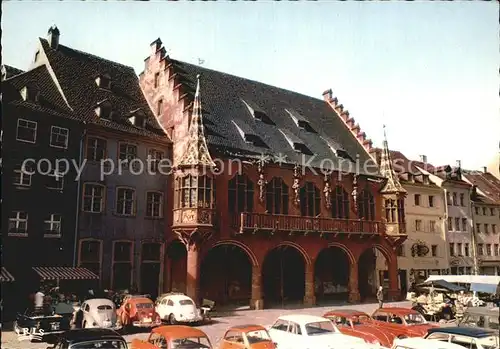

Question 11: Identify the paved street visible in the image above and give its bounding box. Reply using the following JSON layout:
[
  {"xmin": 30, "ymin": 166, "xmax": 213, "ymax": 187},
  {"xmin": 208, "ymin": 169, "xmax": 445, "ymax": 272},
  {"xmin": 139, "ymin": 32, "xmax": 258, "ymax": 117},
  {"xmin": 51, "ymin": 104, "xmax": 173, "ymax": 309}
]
[{"xmin": 1, "ymin": 301, "xmax": 412, "ymax": 349}]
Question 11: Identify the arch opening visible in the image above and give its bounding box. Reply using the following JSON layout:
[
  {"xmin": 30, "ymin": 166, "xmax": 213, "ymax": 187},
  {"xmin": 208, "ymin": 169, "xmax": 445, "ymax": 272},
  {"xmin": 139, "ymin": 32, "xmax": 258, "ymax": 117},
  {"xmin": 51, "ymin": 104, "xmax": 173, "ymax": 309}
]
[
  {"xmin": 166, "ymin": 240, "xmax": 187, "ymax": 293},
  {"xmin": 358, "ymin": 246, "xmax": 391, "ymax": 301},
  {"xmin": 314, "ymin": 246, "xmax": 351, "ymax": 302},
  {"xmin": 200, "ymin": 244, "xmax": 252, "ymax": 306},
  {"xmin": 262, "ymin": 245, "xmax": 306, "ymax": 305}
]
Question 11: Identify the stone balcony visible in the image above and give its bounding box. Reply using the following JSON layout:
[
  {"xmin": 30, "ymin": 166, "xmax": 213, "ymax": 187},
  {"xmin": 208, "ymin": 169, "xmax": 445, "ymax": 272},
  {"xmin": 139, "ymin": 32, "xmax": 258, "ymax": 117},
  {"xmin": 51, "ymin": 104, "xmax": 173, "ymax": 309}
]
[
  {"xmin": 172, "ymin": 208, "xmax": 217, "ymax": 230},
  {"xmin": 232, "ymin": 212, "xmax": 385, "ymax": 237}
]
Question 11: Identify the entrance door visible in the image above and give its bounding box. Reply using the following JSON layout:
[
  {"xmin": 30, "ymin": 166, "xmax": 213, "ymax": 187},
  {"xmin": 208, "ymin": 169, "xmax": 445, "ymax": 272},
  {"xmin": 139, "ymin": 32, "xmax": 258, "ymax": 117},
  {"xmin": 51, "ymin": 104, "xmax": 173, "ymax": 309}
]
[{"xmin": 140, "ymin": 263, "xmax": 161, "ymax": 299}]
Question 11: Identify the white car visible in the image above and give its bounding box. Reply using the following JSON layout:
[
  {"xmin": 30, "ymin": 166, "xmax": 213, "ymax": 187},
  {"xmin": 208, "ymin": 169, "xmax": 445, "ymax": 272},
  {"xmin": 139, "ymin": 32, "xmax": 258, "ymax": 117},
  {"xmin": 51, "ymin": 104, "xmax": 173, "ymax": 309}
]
[
  {"xmin": 73, "ymin": 298, "xmax": 121, "ymax": 330},
  {"xmin": 392, "ymin": 338, "xmax": 466, "ymax": 349},
  {"xmin": 155, "ymin": 293, "xmax": 205, "ymax": 324},
  {"xmin": 268, "ymin": 314, "xmax": 379, "ymax": 349}
]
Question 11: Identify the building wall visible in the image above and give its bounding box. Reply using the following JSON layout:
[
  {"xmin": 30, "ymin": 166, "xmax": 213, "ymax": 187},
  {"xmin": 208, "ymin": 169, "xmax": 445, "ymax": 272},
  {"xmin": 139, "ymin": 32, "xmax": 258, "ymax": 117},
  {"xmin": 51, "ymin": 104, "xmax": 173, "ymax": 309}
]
[
  {"xmin": 376, "ymin": 182, "xmax": 448, "ymax": 287},
  {"xmin": 472, "ymin": 202, "xmax": 500, "ymax": 275},
  {"xmin": 77, "ymin": 127, "xmax": 170, "ymax": 291}
]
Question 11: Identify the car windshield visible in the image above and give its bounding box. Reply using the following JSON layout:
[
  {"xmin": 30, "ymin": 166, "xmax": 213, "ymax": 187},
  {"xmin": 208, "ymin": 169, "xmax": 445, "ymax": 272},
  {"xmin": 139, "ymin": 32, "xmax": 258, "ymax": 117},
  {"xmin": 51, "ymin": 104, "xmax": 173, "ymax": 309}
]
[
  {"xmin": 351, "ymin": 315, "xmax": 370, "ymax": 325},
  {"xmin": 305, "ymin": 321, "xmax": 337, "ymax": 336},
  {"xmin": 172, "ymin": 336, "xmax": 211, "ymax": 348},
  {"xmin": 461, "ymin": 314, "xmax": 499, "ymax": 330},
  {"xmin": 71, "ymin": 340, "xmax": 127, "ymax": 348},
  {"xmin": 404, "ymin": 313, "xmax": 427, "ymax": 325},
  {"xmin": 246, "ymin": 329, "xmax": 272, "ymax": 344},
  {"xmin": 136, "ymin": 303, "xmax": 153, "ymax": 309},
  {"xmin": 179, "ymin": 299, "xmax": 194, "ymax": 306},
  {"xmin": 477, "ymin": 335, "xmax": 500, "ymax": 349}
]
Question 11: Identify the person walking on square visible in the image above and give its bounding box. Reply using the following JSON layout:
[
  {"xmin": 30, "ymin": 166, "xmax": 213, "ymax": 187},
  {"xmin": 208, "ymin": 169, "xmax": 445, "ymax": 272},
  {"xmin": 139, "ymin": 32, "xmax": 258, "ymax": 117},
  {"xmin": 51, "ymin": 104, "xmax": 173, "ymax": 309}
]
[{"xmin": 377, "ymin": 286, "xmax": 384, "ymax": 308}]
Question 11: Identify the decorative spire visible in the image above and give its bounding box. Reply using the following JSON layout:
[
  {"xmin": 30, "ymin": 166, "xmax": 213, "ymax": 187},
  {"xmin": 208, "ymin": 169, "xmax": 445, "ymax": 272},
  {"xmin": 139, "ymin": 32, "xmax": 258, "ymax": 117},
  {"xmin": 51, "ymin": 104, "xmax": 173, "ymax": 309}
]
[
  {"xmin": 177, "ymin": 74, "xmax": 215, "ymax": 168},
  {"xmin": 380, "ymin": 125, "xmax": 406, "ymax": 194}
]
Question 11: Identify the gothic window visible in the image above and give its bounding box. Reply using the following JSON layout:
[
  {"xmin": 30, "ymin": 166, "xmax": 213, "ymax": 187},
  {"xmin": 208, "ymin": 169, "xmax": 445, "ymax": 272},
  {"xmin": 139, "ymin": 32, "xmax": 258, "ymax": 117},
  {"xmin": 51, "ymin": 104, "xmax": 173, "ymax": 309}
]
[
  {"xmin": 358, "ymin": 189, "xmax": 375, "ymax": 220},
  {"xmin": 228, "ymin": 175, "xmax": 254, "ymax": 213},
  {"xmin": 397, "ymin": 199, "xmax": 405, "ymax": 223},
  {"xmin": 385, "ymin": 199, "xmax": 396, "ymax": 223},
  {"xmin": 266, "ymin": 177, "xmax": 289, "ymax": 214},
  {"xmin": 299, "ymin": 182, "xmax": 321, "ymax": 217},
  {"xmin": 175, "ymin": 175, "xmax": 215, "ymax": 209},
  {"xmin": 331, "ymin": 185, "xmax": 350, "ymax": 219}
]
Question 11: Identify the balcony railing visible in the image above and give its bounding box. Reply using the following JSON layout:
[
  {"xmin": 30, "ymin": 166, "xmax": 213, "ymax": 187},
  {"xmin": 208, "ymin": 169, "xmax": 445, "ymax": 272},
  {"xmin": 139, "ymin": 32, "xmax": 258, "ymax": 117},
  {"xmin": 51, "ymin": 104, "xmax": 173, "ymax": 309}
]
[{"xmin": 233, "ymin": 212, "xmax": 384, "ymax": 236}]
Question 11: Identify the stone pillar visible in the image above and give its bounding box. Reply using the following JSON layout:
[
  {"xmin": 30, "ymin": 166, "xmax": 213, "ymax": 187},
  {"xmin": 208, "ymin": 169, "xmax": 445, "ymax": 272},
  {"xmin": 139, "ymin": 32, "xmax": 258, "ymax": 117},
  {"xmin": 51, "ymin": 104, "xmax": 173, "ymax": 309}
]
[
  {"xmin": 303, "ymin": 263, "xmax": 316, "ymax": 307},
  {"xmin": 186, "ymin": 244, "xmax": 200, "ymax": 305},
  {"xmin": 348, "ymin": 261, "xmax": 360, "ymax": 303},
  {"xmin": 387, "ymin": 259, "xmax": 400, "ymax": 301},
  {"xmin": 251, "ymin": 265, "xmax": 264, "ymax": 310}
]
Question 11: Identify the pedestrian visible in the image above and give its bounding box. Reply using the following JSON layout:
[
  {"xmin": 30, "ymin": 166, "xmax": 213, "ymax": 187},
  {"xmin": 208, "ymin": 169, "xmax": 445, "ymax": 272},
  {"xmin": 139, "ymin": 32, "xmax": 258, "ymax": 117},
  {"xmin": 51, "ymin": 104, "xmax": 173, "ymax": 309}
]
[
  {"xmin": 34, "ymin": 287, "xmax": 45, "ymax": 314},
  {"xmin": 377, "ymin": 285, "xmax": 384, "ymax": 308}
]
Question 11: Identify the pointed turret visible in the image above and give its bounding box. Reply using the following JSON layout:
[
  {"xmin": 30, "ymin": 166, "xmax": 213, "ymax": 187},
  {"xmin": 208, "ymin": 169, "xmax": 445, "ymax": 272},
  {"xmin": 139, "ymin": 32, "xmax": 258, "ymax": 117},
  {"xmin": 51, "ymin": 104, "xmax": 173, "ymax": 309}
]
[
  {"xmin": 177, "ymin": 74, "xmax": 215, "ymax": 168},
  {"xmin": 380, "ymin": 126, "xmax": 406, "ymax": 194}
]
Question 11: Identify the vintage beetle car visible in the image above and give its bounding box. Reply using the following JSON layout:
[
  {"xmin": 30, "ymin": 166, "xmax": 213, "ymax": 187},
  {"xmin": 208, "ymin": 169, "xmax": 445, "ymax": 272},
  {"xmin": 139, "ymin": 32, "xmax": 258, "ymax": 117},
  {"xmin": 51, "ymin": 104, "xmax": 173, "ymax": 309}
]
[
  {"xmin": 268, "ymin": 314, "xmax": 377, "ymax": 349},
  {"xmin": 131, "ymin": 325, "xmax": 212, "ymax": 348},
  {"xmin": 45, "ymin": 328, "xmax": 128, "ymax": 349},
  {"xmin": 117, "ymin": 295, "xmax": 161, "ymax": 329},
  {"xmin": 155, "ymin": 293, "xmax": 206, "ymax": 324},
  {"xmin": 424, "ymin": 327, "xmax": 499, "ymax": 349},
  {"xmin": 371, "ymin": 307, "xmax": 437, "ymax": 338},
  {"xmin": 14, "ymin": 305, "xmax": 72, "ymax": 341},
  {"xmin": 220, "ymin": 324, "xmax": 277, "ymax": 349},
  {"xmin": 73, "ymin": 298, "xmax": 122, "ymax": 330},
  {"xmin": 324, "ymin": 309, "xmax": 395, "ymax": 348},
  {"xmin": 391, "ymin": 337, "xmax": 466, "ymax": 349},
  {"xmin": 458, "ymin": 307, "xmax": 499, "ymax": 331}
]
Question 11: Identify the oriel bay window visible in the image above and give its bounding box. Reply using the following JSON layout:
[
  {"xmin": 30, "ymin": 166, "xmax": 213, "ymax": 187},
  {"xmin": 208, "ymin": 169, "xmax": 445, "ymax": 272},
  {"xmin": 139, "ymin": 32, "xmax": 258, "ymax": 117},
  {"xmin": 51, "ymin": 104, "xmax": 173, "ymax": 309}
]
[
  {"xmin": 385, "ymin": 199, "xmax": 397, "ymax": 222},
  {"xmin": 358, "ymin": 189, "xmax": 375, "ymax": 220},
  {"xmin": 79, "ymin": 239, "xmax": 102, "ymax": 281},
  {"xmin": 228, "ymin": 174, "xmax": 254, "ymax": 213},
  {"xmin": 174, "ymin": 175, "xmax": 216, "ymax": 209},
  {"xmin": 332, "ymin": 185, "xmax": 350, "ymax": 219},
  {"xmin": 266, "ymin": 177, "xmax": 289, "ymax": 214},
  {"xmin": 299, "ymin": 182, "xmax": 320, "ymax": 217},
  {"xmin": 112, "ymin": 241, "xmax": 133, "ymax": 290}
]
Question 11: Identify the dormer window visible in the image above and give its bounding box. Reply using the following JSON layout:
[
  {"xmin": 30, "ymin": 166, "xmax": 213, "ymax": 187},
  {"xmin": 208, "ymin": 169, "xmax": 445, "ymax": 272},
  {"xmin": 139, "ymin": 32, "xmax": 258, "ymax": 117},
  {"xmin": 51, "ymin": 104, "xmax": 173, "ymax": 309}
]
[
  {"xmin": 423, "ymin": 175, "xmax": 430, "ymax": 184},
  {"xmin": 407, "ymin": 173, "xmax": 414, "ymax": 183},
  {"xmin": 20, "ymin": 86, "xmax": 40, "ymax": 103},
  {"xmin": 95, "ymin": 100, "xmax": 113, "ymax": 120},
  {"xmin": 128, "ymin": 109, "xmax": 147, "ymax": 128},
  {"xmin": 232, "ymin": 120, "xmax": 268, "ymax": 148},
  {"xmin": 285, "ymin": 109, "xmax": 316, "ymax": 133},
  {"xmin": 279, "ymin": 129, "xmax": 312, "ymax": 154},
  {"xmin": 241, "ymin": 99, "xmax": 275, "ymax": 125},
  {"xmin": 320, "ymin": 135, "xmax": 352, "ymax": 161},
  {"xmin": 95, "ymin": 73, "xmax": 111, "ymax": 90}
]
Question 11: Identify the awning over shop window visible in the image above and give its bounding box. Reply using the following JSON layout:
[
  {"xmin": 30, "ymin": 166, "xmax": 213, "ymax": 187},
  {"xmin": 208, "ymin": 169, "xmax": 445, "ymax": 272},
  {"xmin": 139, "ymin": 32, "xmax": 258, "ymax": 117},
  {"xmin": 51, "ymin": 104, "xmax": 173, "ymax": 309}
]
[
  {"xmin": 0, "ymin": 267, "xmax": 15, "ymax": 282},
  {"xmin": 32, "ymin": 267, "xmax": 99, "ymax": 280}
]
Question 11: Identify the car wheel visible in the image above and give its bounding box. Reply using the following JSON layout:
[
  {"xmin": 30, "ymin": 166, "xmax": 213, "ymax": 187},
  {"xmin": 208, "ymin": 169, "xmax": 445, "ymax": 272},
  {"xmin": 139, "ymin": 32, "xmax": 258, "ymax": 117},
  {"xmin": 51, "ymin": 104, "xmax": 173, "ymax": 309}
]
[{"xmin": 168, "ymin": 314, "xmax": 176, "ymax": 325}]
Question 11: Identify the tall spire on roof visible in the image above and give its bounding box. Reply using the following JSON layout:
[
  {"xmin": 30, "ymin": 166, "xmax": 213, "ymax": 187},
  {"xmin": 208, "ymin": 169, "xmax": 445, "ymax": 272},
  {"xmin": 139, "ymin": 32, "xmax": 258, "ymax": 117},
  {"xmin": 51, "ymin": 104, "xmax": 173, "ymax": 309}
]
[
  {"xmin": 177, "ymin": 74, "xmax": 215, "ymax": 168},
  {"xmin": 380, "ymin": 125, "xmax": 406, "ymax": 194}
]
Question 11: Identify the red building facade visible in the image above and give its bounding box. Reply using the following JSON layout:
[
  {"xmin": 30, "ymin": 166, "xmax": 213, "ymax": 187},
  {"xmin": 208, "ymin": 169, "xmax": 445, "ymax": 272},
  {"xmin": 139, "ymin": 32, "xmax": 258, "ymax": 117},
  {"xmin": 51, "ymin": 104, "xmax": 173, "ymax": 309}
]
[{"xmin": 139, "ymin": 39, "xmax": 407, "ymax": 308}]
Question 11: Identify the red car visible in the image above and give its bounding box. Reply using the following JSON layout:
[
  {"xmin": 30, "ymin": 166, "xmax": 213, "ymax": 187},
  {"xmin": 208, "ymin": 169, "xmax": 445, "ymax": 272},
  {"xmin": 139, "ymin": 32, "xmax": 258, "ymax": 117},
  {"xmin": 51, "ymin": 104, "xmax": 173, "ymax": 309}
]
[
  {"xmin": 323, "ymin": 309, "xmax": 396, "ymax": 348},
  {"xmin": 117, "ymin": 295, "xmax": 161, "ymax": 330},
  {"xmin": 370, "ymin": 307, "xmax": 438, "ymax": 338}
]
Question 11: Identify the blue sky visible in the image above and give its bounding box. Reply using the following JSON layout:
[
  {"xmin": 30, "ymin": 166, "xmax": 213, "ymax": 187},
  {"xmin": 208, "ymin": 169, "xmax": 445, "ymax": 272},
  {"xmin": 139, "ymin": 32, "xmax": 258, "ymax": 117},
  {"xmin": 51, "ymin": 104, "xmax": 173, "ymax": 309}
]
[{"xmin": 3, "ymin": 2, "xmax": 498, "ymax": 170}]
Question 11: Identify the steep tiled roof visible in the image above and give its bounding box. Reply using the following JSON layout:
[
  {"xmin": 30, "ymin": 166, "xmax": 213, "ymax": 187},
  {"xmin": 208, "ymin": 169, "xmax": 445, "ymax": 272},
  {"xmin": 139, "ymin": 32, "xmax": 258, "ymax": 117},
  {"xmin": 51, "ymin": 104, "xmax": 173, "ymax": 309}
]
[
  {"xmin": 39, "ymin": 38, "xmax": 169, "ymax": 142},
  {"xmin": 164, "ymin": 58, "xmax": 379, "ymax": 176},
  {"xmin": 1, "ymin": 65, "xmax": 24, "ymax": 80},
  {"xmin": 463, "ymin": 170, "xmax": 500, "ymax": 204}
]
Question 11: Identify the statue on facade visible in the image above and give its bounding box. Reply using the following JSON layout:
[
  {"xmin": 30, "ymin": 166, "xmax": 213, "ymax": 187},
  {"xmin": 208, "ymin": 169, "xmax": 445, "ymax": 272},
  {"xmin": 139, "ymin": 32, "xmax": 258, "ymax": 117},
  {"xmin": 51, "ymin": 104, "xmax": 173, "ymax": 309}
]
[
  {"xmin": 292, "ymin": 163, "xmax": 301, "ymax": 206},
  {"xmin": 323, "ymin": 173, "xmax": 332, "ymax": 208},
  {"xmin": 351, "ymin": 174, "xmax": 359, "ymax": 212},
  {"xmin": 257, "ymin": 160, "xmax": 267, "ymax": 203}
]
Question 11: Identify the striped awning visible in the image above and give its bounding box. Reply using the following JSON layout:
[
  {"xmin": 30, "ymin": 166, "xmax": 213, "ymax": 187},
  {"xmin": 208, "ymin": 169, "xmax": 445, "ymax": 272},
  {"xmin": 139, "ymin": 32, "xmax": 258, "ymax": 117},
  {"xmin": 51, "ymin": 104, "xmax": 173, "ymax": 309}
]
[
  {"xmin": 32, "ymin": 267, "xmax": 99, "ymax": 280},
  {"xmin": 0, "ymin": 267, "xmax": 15, "ymax": 282}
]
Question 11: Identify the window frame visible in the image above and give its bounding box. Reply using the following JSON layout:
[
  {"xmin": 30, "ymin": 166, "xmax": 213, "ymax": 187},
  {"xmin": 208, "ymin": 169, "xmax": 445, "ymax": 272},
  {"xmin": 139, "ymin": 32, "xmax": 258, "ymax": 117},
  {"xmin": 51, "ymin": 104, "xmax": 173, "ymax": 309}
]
[
  {"xmin": 115, "ymin": 187, "xmax": 136, "ymax": 216},
  {"xmin": 13, "ymin": 164, "xmax": 33, "ymax": 187},
  {"xmin": 118, "ymin": 142, "xmax": 138, "ymax": 167},
  {"xmin": 228, "ymin": 174, "xmax": 255, "ymax": 214},
  {"xmin": 82, "ymin": 183, "xmax": 106, "ymax": 213},
  {"xmin": 265, "ymin": 177, "xmax": 289, "ymax": 215},
  {"xmin": 46, "ymin": 170, "xmax": 64, "ymax": 191},
  {"xmin": 44, "ymin": 214, "xmax": 62, "ymax": 238},
  {"xmin": 299, "ymin": 181, "xmax": 321, "ymax": 217},
  {"xmin": 332, "ymin": 185, "xmax": 350, "ymax": 219},
  {"xmin": 49, "ymin": 126, "xmax": 69, "ymax": 149},
  {"xmin": 357, "ymin": 189, "xmax": 375, "ymax": 221},
  {"xmin": 146, "ymin": 191, "xmax": 163, "ymax": 218},
  {"xmin": 16, "ymin": 118, "xmax": 37, "ymax": 143},
  {"xmin": 85, "ymin": 136, "xmax": 107, "ymax": 162},
  {"xmin": 147, "ymin": 148, "xmax": 164, "ymax": 173},
  {"xmin": 8, "ymin": 211, "xmax": 29, "ymax": 236}
]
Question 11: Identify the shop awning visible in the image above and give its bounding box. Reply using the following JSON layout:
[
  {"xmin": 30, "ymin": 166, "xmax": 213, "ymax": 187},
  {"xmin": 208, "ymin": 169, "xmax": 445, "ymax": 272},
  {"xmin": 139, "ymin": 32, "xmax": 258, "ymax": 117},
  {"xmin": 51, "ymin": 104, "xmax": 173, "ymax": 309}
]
[
  {"xmin": 0, "ymin": 267, "xmax": 15, "ymax": 282},
  {"xmin": 32, "ymin": 267, "xmax": 99, "ymax": 280}
]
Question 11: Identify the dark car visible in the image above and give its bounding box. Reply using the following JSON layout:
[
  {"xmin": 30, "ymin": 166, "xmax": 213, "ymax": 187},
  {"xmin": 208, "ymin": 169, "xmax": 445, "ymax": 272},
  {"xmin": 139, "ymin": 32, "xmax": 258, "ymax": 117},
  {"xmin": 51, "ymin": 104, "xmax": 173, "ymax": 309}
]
[
  {"xmin": 46, "ymin": 328, "xmax": 128, "ymax": 349},
  {"xmin": 14, "ymin": 305, "xmax": 72, "ymax": 341}
]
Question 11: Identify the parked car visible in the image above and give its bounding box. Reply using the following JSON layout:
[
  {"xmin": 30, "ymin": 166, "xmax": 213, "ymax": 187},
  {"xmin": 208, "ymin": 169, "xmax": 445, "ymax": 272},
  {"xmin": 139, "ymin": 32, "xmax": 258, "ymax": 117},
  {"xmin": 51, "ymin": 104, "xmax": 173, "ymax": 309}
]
[
  {"xmin": 324, "ymin": 309, "xmax": 396, "ymax": 348},
  {"xmin": 131, "ymin": 325, "xmax": 212, "ymax": 348},
  {"xmin": 458, "ymin": 306, "xmax": 499, "ymax": 331},
  {"xmin": 73, "ymin": 298, "xmax": 122, "ymax": 330},
  {"xmin": 391, "ymin": 337, "xmax": 467, "ymax": 349},
  {"xmin": 13, "ymin": 306, "xmax": 72, "ymax": 341},
  {"xmin": 219, "ymin": 324, "xmax": 277, "ymax": 349},
  {"xmin": 45, "ymin": 328, "xmax": 128, "ymax": 349},
  {"xmin": 424, "ymin": 327, "xmax": 499, "ymax": 349},
  {"xmin": 155, "ymin": 293, "xmax": 206, "ymax": 325},
  {"xmin": 117, "ymin": 295, "xmax": 161, "ymax": 329},
  {"xmin": 371, "ymin": 307, "xmax": 437, "ymax": 338},
  {"xmin": 268, "ymin": 314, "xmax": 377, "ymax": 349}
]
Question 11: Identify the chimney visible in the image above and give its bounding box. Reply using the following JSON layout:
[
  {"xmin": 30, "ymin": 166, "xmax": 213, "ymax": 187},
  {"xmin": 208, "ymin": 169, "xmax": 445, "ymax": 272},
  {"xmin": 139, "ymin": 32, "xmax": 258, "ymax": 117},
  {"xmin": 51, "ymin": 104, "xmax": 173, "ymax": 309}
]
[
  {"xmin": 456, "ymin": 160, "xmax": 461, "ymax": 168},
  {"xmin": 483, "ymin": 166, "xmax": 487, "ymax": 173},
  {"xmin": 322, "ymin": 89, "xmax": 333, "ymax": 102},
  {"xmin": 47, "ymin": 25, "xmax": 60, "ymax": 49},
  {"xmin": 420, "ymin": 155, "xmax": 427, "ymax": 163}
]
